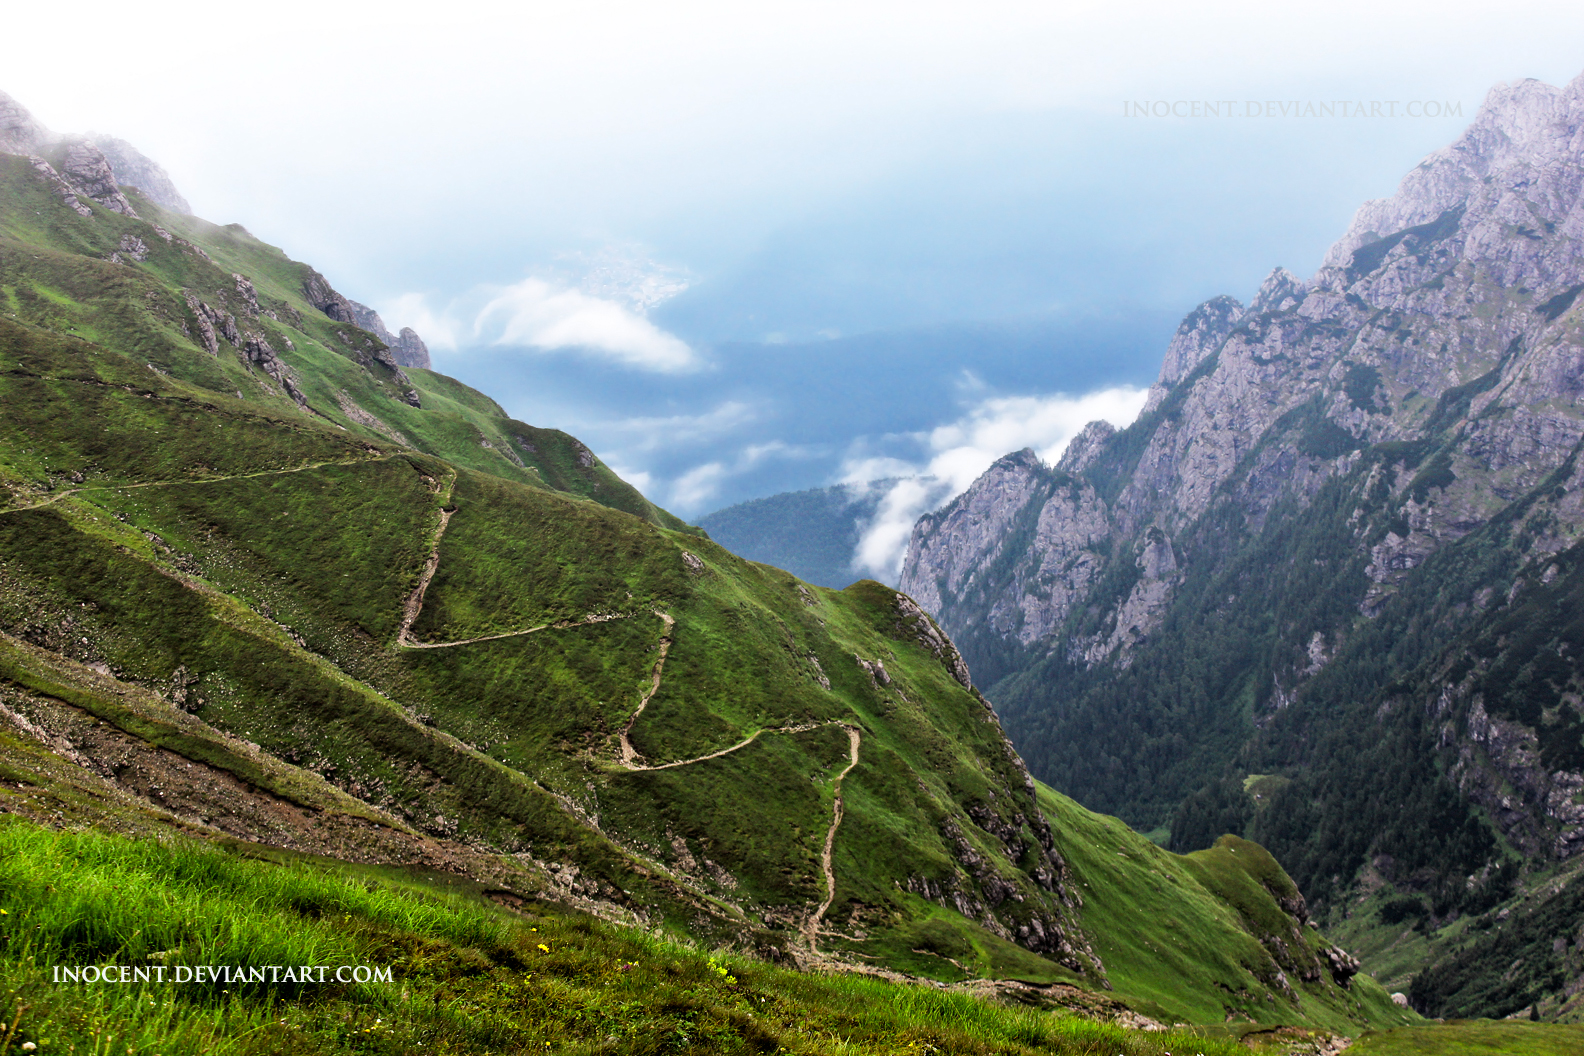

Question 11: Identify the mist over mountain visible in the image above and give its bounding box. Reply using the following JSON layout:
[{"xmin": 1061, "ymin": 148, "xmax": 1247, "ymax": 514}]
[
  {"xmin": 0, "ymin": 80, "xmax": 1438, "ymax": 1050},
  {"xmin": 450, "ymin": 308, "xmax": 1173, "ymax": 520},
  {"xmin": 377, "ymin": 111, "xmax": 1493, "ymax": 522},
  {"xmin": 899, "ymin": 70, "xmax": 1584, "ymax": 1022},
  {"xmin": 697, "ymin": 482, "xmax": 896, "ymax": 589}
]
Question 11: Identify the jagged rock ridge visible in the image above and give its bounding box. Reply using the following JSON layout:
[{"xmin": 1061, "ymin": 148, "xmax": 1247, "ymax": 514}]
[
  {"xmin": 86, "ymin": 134, "xmax": 191, "ymax": 214},
  {"xmin": 350, "ymin": 299, "xmax": 432, "ymax": 370},
  {"xmin": 0, "ymin": 87, "xmax": 430, "ymax": 366},
  {"xmin": 900, "ymin": 70, "xmax": 1584, "ymax": 929}
]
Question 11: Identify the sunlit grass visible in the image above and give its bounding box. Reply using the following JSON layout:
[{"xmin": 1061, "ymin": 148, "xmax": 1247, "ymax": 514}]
[{"xmin": 0, "ymin": 819, "xmax": 1258, "ymax": 1055}]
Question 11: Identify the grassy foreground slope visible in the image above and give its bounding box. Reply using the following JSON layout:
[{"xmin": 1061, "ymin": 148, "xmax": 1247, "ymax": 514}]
[
  {"xmin": 0, "ymin": 132, "xmax": 1404, "ymax": 1038},
  {"xmin": 0, "ymin": 819, "xmax": 1269, "ymax": 1056},
  {"xmin": 1345, "ymin": 1020, "xmax": 1584, "ymax": 1055}
]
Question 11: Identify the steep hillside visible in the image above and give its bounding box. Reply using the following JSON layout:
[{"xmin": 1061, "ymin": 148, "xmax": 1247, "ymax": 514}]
[
  {"xmin": 0, "ymin": 88, "xmax": 1408, "ymax": 1038},
  {"xmin": 900, "ymin": 72, "xmax": 1584, "ymax": 1018}
]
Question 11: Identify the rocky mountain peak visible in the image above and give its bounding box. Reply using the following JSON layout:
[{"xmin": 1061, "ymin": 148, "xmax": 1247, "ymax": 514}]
[
  {"xmin": 1142, "ymin": 293, "xmax": 1245, "ymax": 415},
  {"xmin": 1321, "ymin": 71, "xmax": 1584, "ymax": 272},
  {"xmin": 349, "ymin": 301, "xmax": 432, "ymax": 370},
  {"xmin": 86, "ymin": 134, "xmax": 191, "ymax": 214},
  {"xmin": 900, "ymin": 68, "xmax": 1584, "ymax": 927},
  {"xmin": 0, "ymin": 89, "xmax": 51, "ymax": 155},
  {"xmin": 1248, "ymin": 266, "xmax": 1305, "ymax": 314},
  {"xmin": 995, "ymin": 447, "xmax": 1043, "ymax": 472},
  {"xmin": 1056, "ymin": 420, "xmax": 1117, "ymax": 473},
  {"xmin": 1158, "ymin": 294, "xmax": 1245, "ymax": 388}
]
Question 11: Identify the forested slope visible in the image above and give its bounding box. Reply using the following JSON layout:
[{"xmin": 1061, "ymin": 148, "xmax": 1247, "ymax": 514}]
[{"xmin": 900, "ymin": 73, "xmax": 1584, "ymax": 1021}]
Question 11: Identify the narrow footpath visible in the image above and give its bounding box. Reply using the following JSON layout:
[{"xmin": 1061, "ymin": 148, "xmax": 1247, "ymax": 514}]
[{"xmin": 394, "ymin": 492, "xmax": 864, "ymax": 955}]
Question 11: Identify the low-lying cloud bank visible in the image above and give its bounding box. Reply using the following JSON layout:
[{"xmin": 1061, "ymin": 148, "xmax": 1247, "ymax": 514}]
[
  {"xmin": 378, "ymin": 256, "xmax": 697, "ymax": 373},
  {"xmin": 844, "ymin": 386, "xmax": 1148, "ymax": 582},
  {"xmin": 477, "ymin": 278, "xmax": 698, "ymax": 372}
]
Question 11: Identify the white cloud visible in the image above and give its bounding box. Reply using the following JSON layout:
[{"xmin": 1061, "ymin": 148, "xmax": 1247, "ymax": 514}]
[
  {"xmin": 837, "ymin": 456, "xmax": 920, "ymax": 486},
  {"xmin": 847, "ymin": 386, "xmax": 1149, "ymax": 582},
  {"xmin": 377, "ymin": 275, "xmax": 700, "ymax": 372},
  {"xmin": 378, "ymin": 292, "xmax": 463, "ymax": 351},
  {"xmin": 602, "ymin": 462, "xmax": 654, "ymax": 495},
  {"xmin": 478, "ymin": 278, "xmax": 699, "ymax": 372},
  {"xmin": 663, "ymin": 439, "xmax": 817, "ymax": 514},
  {"xmin": 551, "ymin": 245, "xmax": 691, "ymax": 314},
  {"xmin": 671, "ymin": 462, "xmax": 729, "ymax": 511},
  {"xmin": 851, "ymin": 478, "xmax": 951, "ymax": 582},
  {"xmin": 596, "ymin": 400, "xmax": 760, "ymax": 453},
  {"xmin": 924, "ymin": 386, "xmax": 1149, "ymax": 492}
]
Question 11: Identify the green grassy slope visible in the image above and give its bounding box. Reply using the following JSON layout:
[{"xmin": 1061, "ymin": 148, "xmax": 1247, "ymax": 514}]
[
  {"xmin": 0, "ymin": 152, "xmax": 687, "ymax": 532},
  {"xmin": 0, "ymin": 139, "xmax": 1405, "ymax": 1036},
  {"xmin": 1038, "ymin": 786, "xmax": 1406, "ymax": 1033},
  {"xmin": 1345, "ymin": 1020, "xmax": 1584, "ymax": 1055},
  {"xmin": 0, "ymin": 818, "xmax": 1270, "ymax": 1056}
]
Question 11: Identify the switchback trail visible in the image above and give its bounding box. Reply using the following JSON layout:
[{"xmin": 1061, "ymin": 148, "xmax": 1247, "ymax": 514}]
[
  {"xmin": 618, "ymin": 721, "xmax": 826, "ymax": 772},
  {"xmin": 392, "ymin": 490, "xmax": 865, "ymax": 953},
  {"xmin": 396, "ymin": 503, "xmax": 454, "ymax": 647},
  {"xmin": 803, "ymin": 724, "xmax": 862, "ymax": 957},
  {"xmin": 1, "ymin": 453, "xmax": 398, "ymax": 515},
  {"xmin": 395, "ymin": 477, "xmax": 666, "ymax": 652},
  {"xmin": 616, "ymin": 615, "xmax": 675, "ymax": 766},
  {"xmin": 404, "ymin": 612, "xmax": 641, "ymax": 650}
]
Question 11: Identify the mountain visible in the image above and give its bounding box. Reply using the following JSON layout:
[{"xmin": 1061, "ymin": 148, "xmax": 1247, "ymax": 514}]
[
  {"xmin": 0, "ymin": 87, "xmax": 1412, "ymax": 1046},
  {"xmin": 899, "ymin": 73, "xmax": 1584, "ymax": 1021},
  {"xmin": 83, "ymin": 134, "xmax": 192, "ymax": 214},
  {"xmin": 349, "ymin": 297, "xmax": 432, "ymax": 369},
  {"xmin": 698, "ymin": 482, "xmax": 897, "ymax": 588}
]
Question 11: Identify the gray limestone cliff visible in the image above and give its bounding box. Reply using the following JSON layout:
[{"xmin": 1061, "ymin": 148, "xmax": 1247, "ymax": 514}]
[
  {"xmin": 349, "ymin": 300, "xmax": 432, "ymax": 370},
  {"xmin": 899, "ymin": 71, "xmax": 1584, "ymax": 876},
  {"xmin": 0, "ymin": 92, "xmax": 169, "ymax": 216},
  {"xmin": 87, "ymin": 134, "xmax": 191, "ymax": 214},
  {"xmin": 0, "ymin": 90, "xmax": 50, "ymax": 156}
]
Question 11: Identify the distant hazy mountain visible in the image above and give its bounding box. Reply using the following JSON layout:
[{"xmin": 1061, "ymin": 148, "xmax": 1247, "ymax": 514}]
[{"xmin": 699, "ymin": 482, "xmax": 895, "ymax": 588}]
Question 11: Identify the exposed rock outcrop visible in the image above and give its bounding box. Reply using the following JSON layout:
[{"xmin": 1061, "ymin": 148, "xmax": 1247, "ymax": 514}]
[
  {"xmin": 2, "ymin": 91, "xmax": 193, "ymax": 222},
  {"xmin": 182, "ymin": 290, "xmax": 304, "ymax": 405},
  {"xmin": 348, "ymin": 300, "xmax": 432, "ymax": 370},
  {"xmin": 242, "ymin": 331, "xmax": 306, "ymax": 406},
  {"xmin": 899, "ymin": 70, "xmax": 1584, "ymax": 875},
  {"xmin": 26, "ymin": 156, "xmax": 93, "ymax": 217},
  {"xmin": 57, "ymin": 140, "xmax": 139, "ymax": 217},
  {"xmin": 302, "ymin": 270, "xmax": 357, "ymax": 323},
  {"xmin": 183, "ymin": 293, "xmax": 221, "ymax": 356},
  {"xmin": 86, "ymin": 134, "xmax": 191, "ymax": 213},
  {"xmin": 0, "ymin": 89, "xmax": 51, "ymax": 155},
  {"xmin": 392, "ymin": 327, "xmax": 431, "ymax": 370},
  {"xmin": 895, "ymin": 592, "xmax": 972, "ymax": 689}
]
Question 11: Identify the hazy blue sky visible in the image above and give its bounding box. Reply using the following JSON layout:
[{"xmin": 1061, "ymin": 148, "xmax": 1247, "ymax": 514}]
[{"xmin": 10, "ymin": 1, "xmax": 1584, "ymax": 572}]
